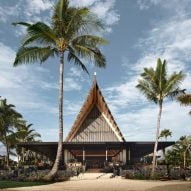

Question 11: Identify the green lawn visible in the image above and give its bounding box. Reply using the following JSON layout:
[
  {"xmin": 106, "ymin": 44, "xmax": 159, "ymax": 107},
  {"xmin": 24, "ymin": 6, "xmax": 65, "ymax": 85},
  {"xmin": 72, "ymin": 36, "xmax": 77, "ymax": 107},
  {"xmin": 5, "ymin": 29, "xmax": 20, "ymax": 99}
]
[{"xmin": 0, "ymin": 181, "xmax": 51, "ymax": 189}]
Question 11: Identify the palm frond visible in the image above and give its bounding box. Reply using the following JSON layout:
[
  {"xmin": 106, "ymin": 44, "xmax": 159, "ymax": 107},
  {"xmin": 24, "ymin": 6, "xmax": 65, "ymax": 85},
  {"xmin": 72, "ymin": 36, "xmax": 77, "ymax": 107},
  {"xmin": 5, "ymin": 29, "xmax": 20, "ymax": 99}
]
[
  {"xmin": 68, "ymin": 46, "xmax": 89, "ymax": 74},
  {"xmin": 156, "ymin": 59, "xmax": 167, "ymax": 93},
  {"xmin": 22, "ymin": 22, "xmax": 58, "ymax": 46},
  {"xmin": 87, "ymin": 47, "xmax": 106, "ymax": 68},
  {"xmin": 168, "ymin": 88, "xmax": 185, "ymax": 100},
  {"xmin": 13, "ymin": 46, "xmax": 55, "ymax": 66},
  {"xmin": 72, "ymin": 35, "xmax": 108, "ymax": 47},
  {"xmin": 164, "ymin": 71, "xmax": 185, "ymax": 96},
  {"xmin": 12, "ymin": 22, "xmax": 31, "ymax": 27},
  {"xmin": 177, "ymin": 94, "xmax": 191, "ymax": 106},
  {"xmin": 52, "ymin": 1, "xmax": 104, "ymax": 39},
  {"xmin": 136, "ymin": 80, "xmax": 158, "ymax": 103}
]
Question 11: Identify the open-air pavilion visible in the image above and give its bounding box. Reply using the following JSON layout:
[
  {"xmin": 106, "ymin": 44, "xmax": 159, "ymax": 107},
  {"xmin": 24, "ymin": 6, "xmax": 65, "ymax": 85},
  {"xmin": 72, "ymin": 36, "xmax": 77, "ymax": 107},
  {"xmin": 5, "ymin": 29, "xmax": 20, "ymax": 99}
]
[{"xmin": 18, "ymin": 76, "xmax": 174, "ymax": 169}]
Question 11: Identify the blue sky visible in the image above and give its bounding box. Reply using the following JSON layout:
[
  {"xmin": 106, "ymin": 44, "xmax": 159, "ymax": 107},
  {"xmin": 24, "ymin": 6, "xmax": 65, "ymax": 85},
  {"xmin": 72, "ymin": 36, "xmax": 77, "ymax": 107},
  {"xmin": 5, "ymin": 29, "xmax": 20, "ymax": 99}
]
[{"xmin": 0, "ymin": 0, "xmax": 191, "ymax": 154}]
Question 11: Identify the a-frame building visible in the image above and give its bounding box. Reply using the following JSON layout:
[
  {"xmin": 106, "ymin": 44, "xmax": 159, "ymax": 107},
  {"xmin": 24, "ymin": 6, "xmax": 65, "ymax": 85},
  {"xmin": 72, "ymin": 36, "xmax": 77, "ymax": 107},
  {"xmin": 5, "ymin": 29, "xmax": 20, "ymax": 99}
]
[
  {"xmin": 66, "ymin": 75, "xmax": 125, "ymax": 143},
  {"xmin": 64, "ymin": 75, "xmax": 127, "ymax": 168},
  {"xmin": 18, "ymin": 75, "xmax": 174, "ymax": 169}
]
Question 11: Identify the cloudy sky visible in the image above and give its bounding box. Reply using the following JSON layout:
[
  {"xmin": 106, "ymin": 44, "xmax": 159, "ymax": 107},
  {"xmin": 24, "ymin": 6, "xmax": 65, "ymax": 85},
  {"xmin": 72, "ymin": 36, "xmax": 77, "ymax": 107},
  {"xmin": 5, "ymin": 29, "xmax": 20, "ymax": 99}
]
[{"xmin": 0, "ymin": 0, "xmax": 191, "ymax": 154}]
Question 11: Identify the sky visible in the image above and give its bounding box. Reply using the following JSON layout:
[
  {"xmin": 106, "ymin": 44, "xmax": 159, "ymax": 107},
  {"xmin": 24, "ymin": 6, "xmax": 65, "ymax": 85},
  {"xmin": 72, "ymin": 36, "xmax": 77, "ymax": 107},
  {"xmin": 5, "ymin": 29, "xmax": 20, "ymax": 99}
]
[{"xmin": 0, "ymin": 0, "xmax": 191, "ymax": 154}]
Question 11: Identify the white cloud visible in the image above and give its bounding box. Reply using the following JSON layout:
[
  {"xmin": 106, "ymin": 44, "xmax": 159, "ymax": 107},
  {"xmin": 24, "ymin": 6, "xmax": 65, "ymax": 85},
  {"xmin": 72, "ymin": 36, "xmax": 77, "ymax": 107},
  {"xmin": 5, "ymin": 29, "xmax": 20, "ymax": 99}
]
[
  {"xmin": 70, "ymin": 0, "xmax": 99, "ymax": 7},
  {"xmin": 103, "ymin": 76, "xmax": 144, "ymax": 112},
  {"xmin": 64, "ymin": 77, "xmax": 81, "ymax": 91},
  {"xmin": 118, "ymin": 101, "xmax": 191, "ymax": 141},
  {"xmin": 63, "ymin": 99, "xmax": 82, "ymax": 116},
  {"xmin": 0, "ymin": 42, "xmax": 58, "ymax": 115},
  {"xmin": 25, "ymin": 0, "xmax": 53, "ymax": 16},
  {"xmin": 63, "ymin": 67, "xmax": 86, "ymax": 91},
  {"xmin": 0, "ymin": 3, "xmax": 20, "ymax": 22},
  {"xmin": 137, "ymin": 0, "xmax": 191, "ymax": 15},
  {"xmin": 137, "ymin": 0, "xmax": 160, "ymax": 10},
  {"xmin": 91, "ymin": 0, "xmax": 119, "ymax": 30}
]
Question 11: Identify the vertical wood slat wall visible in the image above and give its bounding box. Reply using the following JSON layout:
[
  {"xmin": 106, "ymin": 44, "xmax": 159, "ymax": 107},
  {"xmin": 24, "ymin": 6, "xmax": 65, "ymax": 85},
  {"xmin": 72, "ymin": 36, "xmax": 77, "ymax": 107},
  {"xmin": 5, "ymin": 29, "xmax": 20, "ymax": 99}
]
[{"xmin": 71, "ymin": 105, "xmax": 119, "ymax": 142}]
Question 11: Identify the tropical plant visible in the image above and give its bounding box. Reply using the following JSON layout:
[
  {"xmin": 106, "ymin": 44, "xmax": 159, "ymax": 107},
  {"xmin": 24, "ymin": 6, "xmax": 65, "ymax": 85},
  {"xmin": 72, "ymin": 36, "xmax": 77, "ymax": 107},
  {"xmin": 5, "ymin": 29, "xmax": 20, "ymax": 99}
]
[
  {"xmin": 16, "ymin": 122, "xmax": 41, "ymax": 163},
  {"xmin": 165, "ymin": 136, "xmax": 191, "ymax": 168},
  {"xmin": 159, "ymin": 129, "xmax": 172, "ymax": 140},
  {"xmin": 177, "ymin": 93, "xmax": 191, "ymax": 115},
  {"xmin": 13, "ymin": 0, "xmax": 107, "ymax": 180},
  {"xmin": 136, "ymin": 58, "xmax": 185, "ymax": 177},
  {"xmin": 158, "ymin": 129, "xmax": 172, "ymax": 165},
  {"xmin": 0, "ymin": 99, "xmax": 22, "ymax": 167}
]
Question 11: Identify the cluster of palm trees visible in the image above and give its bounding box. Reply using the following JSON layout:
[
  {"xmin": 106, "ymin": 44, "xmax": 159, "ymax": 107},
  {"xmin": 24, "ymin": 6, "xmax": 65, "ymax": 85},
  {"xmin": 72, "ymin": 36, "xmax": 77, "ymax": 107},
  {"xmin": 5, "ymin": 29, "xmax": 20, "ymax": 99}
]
[
  {"xmin": 0, "ymin": 98, "xmax": 41, "ymax": 167},
  {"xmin": 166, "ymin": 136, "xmax": 191, "ymax": 169},
  {"xmin": 136, "ymin": 58, "xmax": 191, "ymax": 177}
]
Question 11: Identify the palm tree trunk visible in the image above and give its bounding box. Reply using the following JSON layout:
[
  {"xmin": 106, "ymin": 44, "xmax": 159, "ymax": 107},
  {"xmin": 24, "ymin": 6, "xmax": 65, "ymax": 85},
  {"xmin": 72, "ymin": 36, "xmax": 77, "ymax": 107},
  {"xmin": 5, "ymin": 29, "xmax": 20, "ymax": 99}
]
[
  {"xmin": 151, "ymin": 101, "xmax": 163, "ymax": 178},
  {"xmin": 183, "ymin": 151, "xmax": 186, "ymax": 169},
  {"xmin": 4, "ymin": 134, "xmax": 10, "ymax": 168},
  {"xmin": 44, "ymin": 53, "xmax": 64, "ymax": 181},
  {"xmin": 22, "ymin": 147, "xmax": 25, "ymax": 162}
]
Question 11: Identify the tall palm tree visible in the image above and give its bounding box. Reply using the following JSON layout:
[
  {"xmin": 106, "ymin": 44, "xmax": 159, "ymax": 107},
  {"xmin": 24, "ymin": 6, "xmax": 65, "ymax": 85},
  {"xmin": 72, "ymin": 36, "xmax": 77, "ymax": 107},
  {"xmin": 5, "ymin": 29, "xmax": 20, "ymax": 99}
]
[
  {"xmin": 136, "ymin": 58, "xmax": 185, "ymax": 177},
  {"xmin": 0, "ymin": 99, "xmax": 22, "ymax": 167},
  {"xmin": 177, "ymin": 94, "xmax": 191, "ymax": 115},
  {"xmin": 13, "ymin": 0, "xmax": 107, "ymax": 180}
]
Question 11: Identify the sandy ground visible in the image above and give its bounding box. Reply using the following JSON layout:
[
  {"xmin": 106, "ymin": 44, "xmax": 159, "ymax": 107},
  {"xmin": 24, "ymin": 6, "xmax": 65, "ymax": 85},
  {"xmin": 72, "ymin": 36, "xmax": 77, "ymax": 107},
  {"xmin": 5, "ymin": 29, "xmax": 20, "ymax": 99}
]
[{"xmin": 4, "ymin": 176, "xmax": 191, "ymax": 191}]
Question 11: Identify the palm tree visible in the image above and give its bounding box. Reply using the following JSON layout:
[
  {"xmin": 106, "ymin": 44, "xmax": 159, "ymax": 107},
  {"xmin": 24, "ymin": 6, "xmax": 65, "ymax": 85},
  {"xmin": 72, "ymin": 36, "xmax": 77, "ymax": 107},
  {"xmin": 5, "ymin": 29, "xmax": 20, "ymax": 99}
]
[
  {"xmin": 178, "ymin": 136, "xmax": 191, "ymax": 168},
  {"xmin": 13, "ymin": 0, "xmax": 107, "ymax": 180},
  {"xmin": 17, "ymin": 123, "xmax": 41, "ymax": 142},
  {"xmin": 159, "ymin": 129, "xmax": 172, "ymax": 140},
  {"xmin": 16, "ymin": 122, "xmax": 41, "ymax": 162},
  {"xmin": 166, "ymin": 136, "xmax": 191, "ymax": 168},
  {"xmin": 177, "ymin": 94, "xmax": 191, "ymax": 115},
  {"xmin": 159, "ymin": 129, "xmax": 172, "ymax": 166},
  {"xmin": 0, "ymin": 99, "xmax": 22, "ymax": 167},
  {"xmin": 136, "ymin": 58, "xmax": 185, "ymax": 177}
]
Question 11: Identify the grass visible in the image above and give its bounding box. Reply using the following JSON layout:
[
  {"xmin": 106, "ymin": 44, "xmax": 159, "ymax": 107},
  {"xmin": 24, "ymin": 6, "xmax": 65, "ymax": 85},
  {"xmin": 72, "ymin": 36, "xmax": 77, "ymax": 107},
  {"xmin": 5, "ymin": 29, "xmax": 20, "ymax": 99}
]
[{"xmin": 0, "ymin": 181, "xmax": 51, "ymax": 189}]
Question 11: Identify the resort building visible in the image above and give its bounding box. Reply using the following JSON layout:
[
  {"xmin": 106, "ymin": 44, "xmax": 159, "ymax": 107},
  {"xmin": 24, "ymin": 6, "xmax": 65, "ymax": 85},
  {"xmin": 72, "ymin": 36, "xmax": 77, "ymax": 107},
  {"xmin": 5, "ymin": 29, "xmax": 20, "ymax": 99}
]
[{"xmin": 19, "ymin": 75, "xmax": 173, "ymax": 169}]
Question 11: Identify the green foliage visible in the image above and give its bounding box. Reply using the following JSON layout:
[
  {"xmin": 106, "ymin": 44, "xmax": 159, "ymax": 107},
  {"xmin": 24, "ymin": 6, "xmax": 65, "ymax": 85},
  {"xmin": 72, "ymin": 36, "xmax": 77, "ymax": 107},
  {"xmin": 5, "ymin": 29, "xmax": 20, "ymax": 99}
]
[
  {"xmin": 165, "ymin": 136, "xmax": 191, "ymax": 168},
  {"xmin": 136, "ymin": 58, "xmax": 185, "ymax": 104},
  {"xmin": 0, "ymin": 181, "xmax": 50, "ymax": 189},
  {"xmin": 0, "ymin": 99, "xmax": 23, "ymax": 166},
  {"xmin": 124, "ymin": 168, "xmax": 151, "ymax": 180},
  {"xmin": 177, "ymin": 93, "xmax": 191, "ymax": 115},
  {"xmin": 159, "ymin": 129, "xmax": 172, "ymax": 140},
  {"xmin": 13, "ymin": 0, "xmax": 108, "ymax": 72},
  {"xmin": 0, "ymin": 98, "xmax": 41, "ymax": 167}
]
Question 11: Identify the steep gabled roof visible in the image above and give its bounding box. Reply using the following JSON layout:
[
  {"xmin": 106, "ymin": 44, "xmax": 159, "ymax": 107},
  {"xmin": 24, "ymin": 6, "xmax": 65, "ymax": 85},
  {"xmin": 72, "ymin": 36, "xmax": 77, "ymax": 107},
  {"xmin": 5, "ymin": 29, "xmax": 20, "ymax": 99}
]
[{"xmin": 65, "ymin": 75, "xmax": 125, "ymax": 142}]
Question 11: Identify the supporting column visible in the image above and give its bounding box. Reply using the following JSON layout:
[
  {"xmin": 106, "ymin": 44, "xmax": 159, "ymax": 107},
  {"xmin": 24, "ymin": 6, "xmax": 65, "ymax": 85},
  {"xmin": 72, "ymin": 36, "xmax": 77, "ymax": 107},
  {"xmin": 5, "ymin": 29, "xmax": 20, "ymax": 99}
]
[
  {"xmin": 106, "ymin": 147, "xmax": 108, "ymax": 162},
  {"xmin": 128, "ymin": 147, "xmax": 131, "ymax": 164},
  {"xmin": 119, "ymin": 151, "xmax": 123, "ymax": 161},
  {"xmin": 122, "ymin": 149, "xmax": 126, "ymax": 164},
  {"xmin": 64, "ymin": 149, "xmax": 68, "ymax": 164},
  {"xmin": 26, "ymin": 150, "xmax": 29, "ymax": 161},
  {"xmin": 83, "ymin": 148, "xmax": 85, "ymax": 165}
]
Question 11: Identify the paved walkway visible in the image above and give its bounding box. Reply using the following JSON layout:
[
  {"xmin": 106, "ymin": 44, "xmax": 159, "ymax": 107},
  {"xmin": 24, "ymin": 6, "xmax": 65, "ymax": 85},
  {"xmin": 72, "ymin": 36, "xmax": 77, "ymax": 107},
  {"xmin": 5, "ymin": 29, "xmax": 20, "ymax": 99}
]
[{"xmin": 5, "ymin": 173, "xmax": 191, "ymax": 191}]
